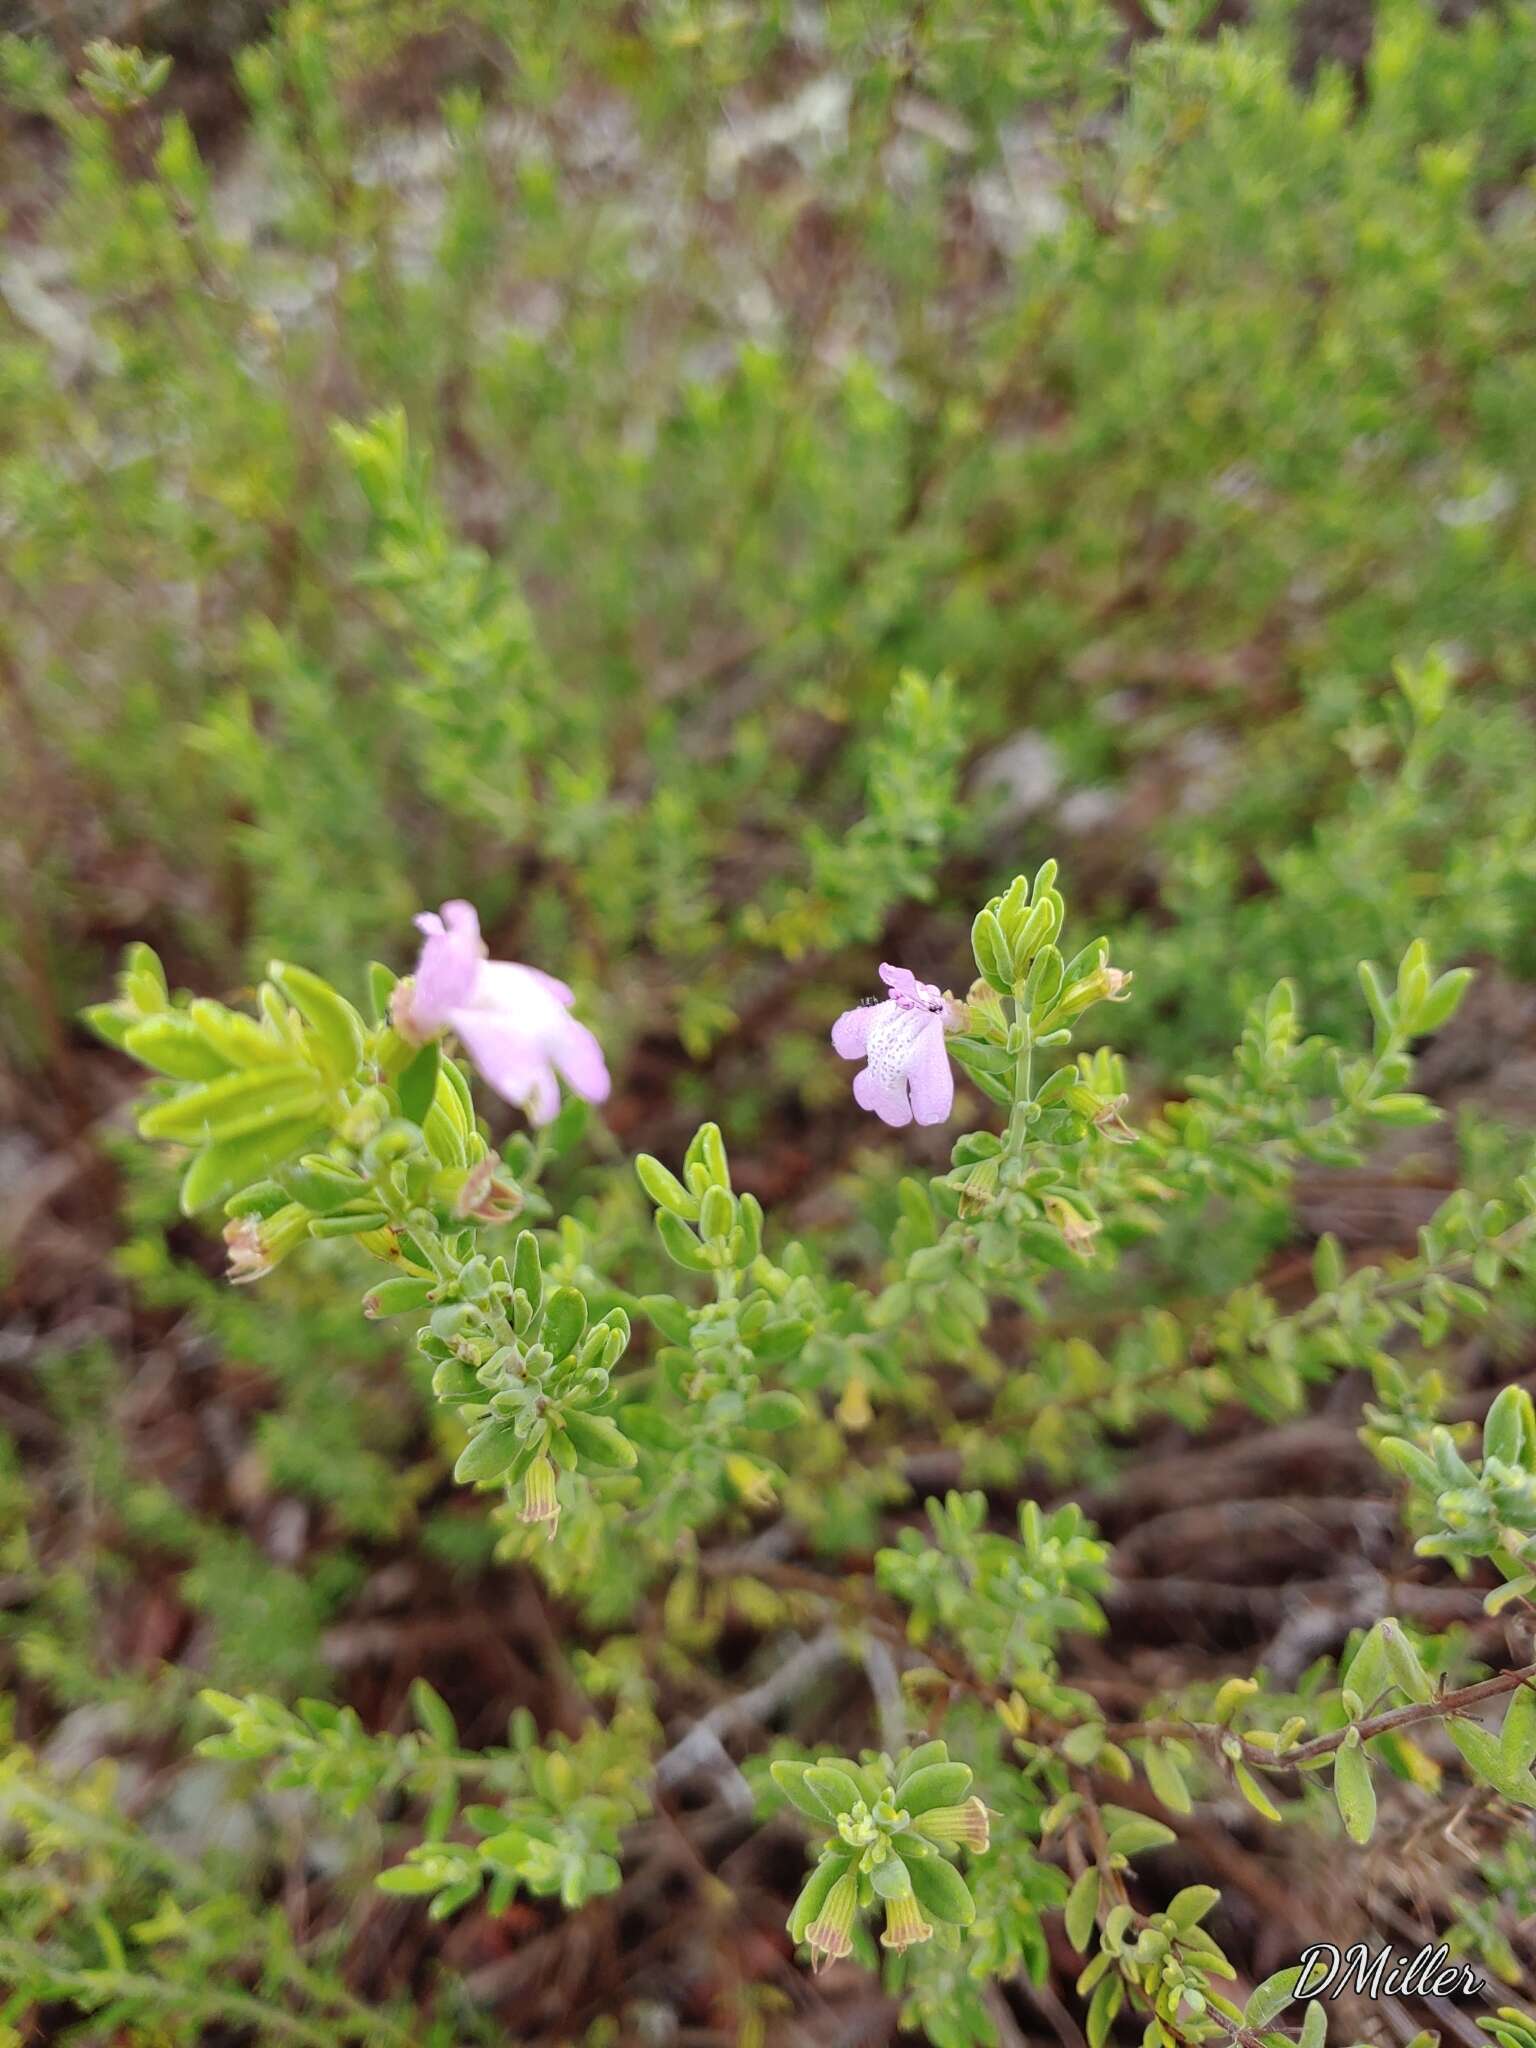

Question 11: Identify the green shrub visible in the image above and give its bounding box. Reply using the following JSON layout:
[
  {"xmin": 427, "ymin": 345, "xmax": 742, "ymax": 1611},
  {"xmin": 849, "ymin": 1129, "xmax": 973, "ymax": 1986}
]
[{"xmin": 5, "ymin": 3, "xmax": 1536, "ymax": 2043}]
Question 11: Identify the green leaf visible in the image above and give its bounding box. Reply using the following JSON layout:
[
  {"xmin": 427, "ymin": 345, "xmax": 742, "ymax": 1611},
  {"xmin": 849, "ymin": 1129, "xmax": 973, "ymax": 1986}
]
[
  {"xmin": 898, "ymin": 1762, "xmax": 972, "ymax": 1815},
  {"xmin": 410, "ymin": 1680, "xmax": 458, "ymax": 1749},
  {"xmin": 1365, "ymin": 1093, "xmax": 1439, "ymax": 1128},
  {"xmin": 1379, "ymin": 1621, "xmax": 1435, "ymax": 1704},
  {"xmin": 971, "ymin": 908, "xmax": 1014, "ymax": 992},
  {"xmin": 376, "ymin": 1864, "xmax": 443, "ymax": 1896},
  {"xmin": 1446, "ymin": 1720, "xmax": 1536, "ymax": 1804},
  {"xmin": 1086, "ymin": 1974, "xmax": 1124, "ymax": 2048},
  {"xmin": 897, "ymin": 1741, "xmax": 951, "ymax": 1784},
  {"xmin": 1358, "ymin": 961, "xmax": 1394, "ymax": 1038},
  {"xmin": 367, "ymin": 962, "xmax": 397, "ymax": 1024},
  {"xmin": 179, "ymin": 1117, "xmax": 328, "ymax": 1215},
  {"xmin": 1166, "ymin": 1885, "xmax": 1220, "ymax": 1930},
  {"xmin": 80, "ymin": 1001, "xmax": 133, "ymax": 1050},
  {"xmin": 639, "ymin": 1294, "xmax": 692, "ymax": 1343},
  {"xmin": 770, "ymin": 1760, "xmax": 836, "ymax": 1822},
  {"xmin": 267, "ymin": 960, "xmax": 365, "ymax": 1081},
  {"xmin": 1243, "ymin": 1967, "xmax": 1304, "ymax": 2028},
  {"xmin": 122, "ymin": 1014, "xmax": 233, "ymax": 1080},
  {"xmin": 1061, "ymin": 1721, "xmax": 1104, "ymax": 1765},
  {"xmin": 743, "ymin": 1390, "xmax": 805, "ymax": 1430},
  {"xmin": 1333, "ymin": 1734, "xmax": 1376, "ymax": 1845},
  {"xmin": 1298, "ymin": 2000, "xmax": 1327, "ymax": 2048},
  {"xmin": 656, "ymin": 1208, "xmax": 711, "ymax": 1271},
  {"xmin": 1375, "ymin": 1436, "xmax": 1442, "ymax": 1491},
  {"xmin": 397, "ymin": 1040, "xmax": 441, "ymax": 1125},
  {"xmin": 1414, "ymin": 966, "xmax": 1473, "ymax": 1036},
  {"xmin": 511, "ymin": 1230, "xmax": 542, "ymax": 1319},
  {"xmin": 478, "ymin": 1830, "xmax": 532, "ymax": 1872},
  {"xmin": 559, "ymin": 1410, "xmax": 637, "ymax": 1470},
  {"xmin": 637, "ymin": 1152, "xmax": 699, "ymax": 1218},
  {"xmin": 140, "ymin": 1065, "xmax": 324, "ymax": 1144},
  {"xmin": 1233, "ymin": 1764, "xmax": 1282, "ymax": 1823},
  {"xmin": 1142, "ymin": 1743, "xmax": 1192, "ymax": 1815},
  {"xmin": 541, "ymin": 1287, "xmax": 587, "ymax": 1361},
  {"xmin": 903, "ymin": 1850, "xmax": 975, "ymax": 1927},
  {"xmin": 803, "ymin": 1763, "xmax": 865, "ymax": 1817},
  {"xmin": 1064, "ymin": 1865, "xmax": 1100, "ymax": 1952},
  {"xmin": 1499, "ymin": 1682, "xmax": 1536, "ymax": 1778},
  {"xmin": 363, "ymin": 1275, "xmax": 435, "ymax": 1318},
  {"xmin": 1484, "ymin": 1386, "xmax": 1536, "ymax": 1471},
  {"xmin": 1340, "ymin": 1623, "xmax": 1392, "ymax": 1711},
  {"xmin": 453, "ymin": 1422, "xmax": 521, "ymax": 1486},
  {"xmin": 1103, "ymin": 1815, "xmax": 1176, "ymax": 1858},
  {"xmin": 615, "ymin": 1404, "xmax": 686, "ymax": 1452}
]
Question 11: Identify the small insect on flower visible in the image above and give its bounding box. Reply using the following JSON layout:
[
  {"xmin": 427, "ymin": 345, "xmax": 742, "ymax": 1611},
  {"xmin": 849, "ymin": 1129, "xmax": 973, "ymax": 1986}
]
[
  {"xmin": 832, "ymin": 964, "xmax": 963, "ymax": 1128},
  {"xmin": 394, "ymin": 900, "xmax": 609, "ymax": 1127}
]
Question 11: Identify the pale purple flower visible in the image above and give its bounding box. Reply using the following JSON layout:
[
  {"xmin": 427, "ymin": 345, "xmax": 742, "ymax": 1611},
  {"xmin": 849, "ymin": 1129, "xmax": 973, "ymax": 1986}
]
[
  {"xmin": 831, "ymin": 963, "xmax": 959, "ymax": 1128},
  {"xmin": 395, "ymin": 900, "xmax": 610, "ymax": 1126}
]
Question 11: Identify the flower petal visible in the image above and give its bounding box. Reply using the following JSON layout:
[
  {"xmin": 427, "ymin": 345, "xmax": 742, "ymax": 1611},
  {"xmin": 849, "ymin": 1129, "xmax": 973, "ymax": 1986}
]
[
  {"xmin": 866, "ymin": 1004, "xmax": 937, "ymax": 1092},
  {"xmin": 831, "ymin": 1003, "xmax": 877, "ymax": 1059},
  {"xmin": 905, "ymin": 1028, "xmax": 954, "ymax": 1125},
  {"xmin": 411, "ymin": 901, "xmax": 485, "ymax": 1030},
  {"xmin": 452, "ymin": 1009, "xmax": 560, "ymax": 1122},
  {"xmin": 853, "ymin": 1065, "xmax": 913, "ymax": 1127},
  {"xmin": 878, "ymin": 963, "xmax": 919, "ymax": 999},
  {"xmin": 552, "ymin": 1015, "xmax": 611, "ymax": 1104},
  {"xmin": 521, "ymin": 965, "xmax": 575, "ymax": 1007},
  {"xmin": 473, "ymin": 960, "xmax": 567, "ymax": 1028}
]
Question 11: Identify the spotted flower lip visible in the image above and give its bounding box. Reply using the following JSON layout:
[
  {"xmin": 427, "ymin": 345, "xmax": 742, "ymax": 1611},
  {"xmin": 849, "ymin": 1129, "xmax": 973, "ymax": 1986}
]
[
  {"xmin": 395, "ymin": 900, "xmax": 609, "ymax": 1127},
  {"xmin": 831, "ymin": 963, "xmax": 961, "ymax": 1128}
]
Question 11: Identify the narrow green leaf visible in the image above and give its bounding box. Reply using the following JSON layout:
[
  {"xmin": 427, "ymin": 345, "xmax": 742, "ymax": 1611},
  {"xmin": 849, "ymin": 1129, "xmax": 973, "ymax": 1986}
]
[
  {"xmin": 903, "ymin": 1851, "xmax": 974, "ymax": 1926},
  {"xmin": 1333, "ymin": 1735, "xmax": 1376, "ymax": 1844},
  {"xmin": 1244, "ymin": 1967, "xmax": 1303, "ymax": 2028},
  {"xmin": 1499, "ymin": 1682, "xmax": 1536, "ymax": 1778},
  {"xmin": 1064, "ymin": 1865, "xmax": 1099, "ymax": 1952},
  {"xmin": 1142, "ymin": 1742, "xmax": 1192, "ymax": 1815}
]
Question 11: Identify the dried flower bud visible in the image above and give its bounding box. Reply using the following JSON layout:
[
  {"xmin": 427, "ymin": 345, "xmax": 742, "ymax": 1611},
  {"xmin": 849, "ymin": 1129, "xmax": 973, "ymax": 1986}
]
[
  {"xmin": 453, "ymin": 1154, "xmax": 524, "ymax": 1223},
  {"xmin": 1045, "ymin": 1196, "xmax": 1100, "ymax": 1259},
  {"xmin": 222, "ymin": 1202, "xmax": 309, "ymax": 1285}
]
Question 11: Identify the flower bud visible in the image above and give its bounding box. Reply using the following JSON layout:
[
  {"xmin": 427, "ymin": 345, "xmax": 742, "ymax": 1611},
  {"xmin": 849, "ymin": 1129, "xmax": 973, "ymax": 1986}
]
[
  {"xmin": 880, "ymin": 1887, "xmax": 933, "ymax": 1953},
  {"xmin": 1045, "ymin": 1197, "xmax": 1100, "ymax": 1258},
  {"xmin": 914, "ymin": 1796, "xmax": 991, "ymax": 1853},
  {"xmin": 805, "ymin": 1869, "xmax": 859, "ymax": 1972},
  {"xmin": 518, "ymin": 1452, "xmax": 561, "ymax": 1540},
  {"xmin": 222, "ymin": 1202, "xmax": 309, "ymax": 1285},
  {"xmin": 836, "ymin": 1373, "xmax": 873, "ymax": 1433}
]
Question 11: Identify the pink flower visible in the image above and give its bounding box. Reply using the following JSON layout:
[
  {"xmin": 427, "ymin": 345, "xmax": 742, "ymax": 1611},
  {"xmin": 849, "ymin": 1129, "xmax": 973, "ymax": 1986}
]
[
  {"xmin": 831, "ymin": 963, "xmax": 959, "ymax": 1127},
  {"xmin": 396, "ymin": 901, "xmax": 610, "ymax": 1127}
]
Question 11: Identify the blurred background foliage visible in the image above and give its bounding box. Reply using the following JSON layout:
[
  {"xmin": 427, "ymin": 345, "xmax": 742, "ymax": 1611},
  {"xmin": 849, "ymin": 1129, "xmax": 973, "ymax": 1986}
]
[{"xmin": 4, "ymin": 0, "xmax": 1536, "ymax": 2041}]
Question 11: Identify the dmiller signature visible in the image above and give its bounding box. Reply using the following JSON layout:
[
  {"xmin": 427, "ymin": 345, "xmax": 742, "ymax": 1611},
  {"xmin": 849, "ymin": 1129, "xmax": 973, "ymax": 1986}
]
[{"xmin": 1296, "ymin": 1942, "xmax": 1485, "ymax": 2001}]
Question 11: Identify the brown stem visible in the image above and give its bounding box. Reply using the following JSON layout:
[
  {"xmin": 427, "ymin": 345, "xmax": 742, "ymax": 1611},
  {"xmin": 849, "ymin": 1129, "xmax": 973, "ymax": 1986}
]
[{"xmin": 1116, "ymin": 1660, "xmax": 1536, "ymax": 1774}]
